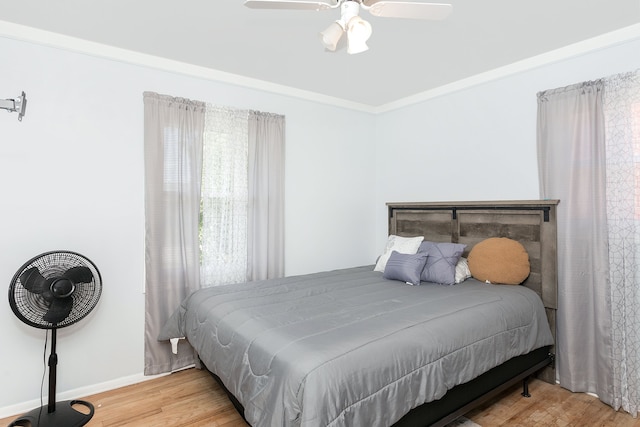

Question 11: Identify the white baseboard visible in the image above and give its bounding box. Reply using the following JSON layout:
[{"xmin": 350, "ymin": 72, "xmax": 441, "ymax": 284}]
[{"xmin": 0, "ymin": 371, "xmax": 167, "ymax": 419}]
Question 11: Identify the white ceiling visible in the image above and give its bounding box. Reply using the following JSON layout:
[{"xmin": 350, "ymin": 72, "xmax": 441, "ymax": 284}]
[{"xmin": 1, "ymin": 0, "xmax": 639, "ymax": 108}]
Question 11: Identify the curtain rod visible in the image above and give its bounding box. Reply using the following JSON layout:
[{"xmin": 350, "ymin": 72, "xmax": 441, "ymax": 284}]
[{"xmin": 0, "ymin": 91, "xmax": 27, "ymax": 121}]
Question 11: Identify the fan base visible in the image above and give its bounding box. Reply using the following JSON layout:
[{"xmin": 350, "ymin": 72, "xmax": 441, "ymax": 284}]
[{"xmin": 8, "ymin": 399, "xmax": 94, "ymax": 427}]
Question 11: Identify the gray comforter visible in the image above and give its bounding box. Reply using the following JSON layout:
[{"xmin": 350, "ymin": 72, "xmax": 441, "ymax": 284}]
[{"xmin": 159, "ymin": 266, "xmax": 553, "ymax": 427}]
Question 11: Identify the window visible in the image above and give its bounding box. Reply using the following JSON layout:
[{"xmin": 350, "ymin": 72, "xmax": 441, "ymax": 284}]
[{"xmin": 200, "ymin": 107, "xmax": 250, "ymax": 286}]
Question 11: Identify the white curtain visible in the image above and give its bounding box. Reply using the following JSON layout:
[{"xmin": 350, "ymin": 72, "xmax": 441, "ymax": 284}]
[
  {"xmin": 143, "ymin": 92, "xmax": 206, "ymax": 375},
  {"xmin": 604, "ymin": 70, "xmax": 640, "ymax": 415},
  {"xmin": 537, "ymin": 69, "xmax": 640, "ymax": 414},
  {"xmin": 200, "ymin": 106, "xmax": 250, "ymax": 286}
]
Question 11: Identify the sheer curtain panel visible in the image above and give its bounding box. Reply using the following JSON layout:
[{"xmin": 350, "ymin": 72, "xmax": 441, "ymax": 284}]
[
  {"xmin": 604, "ymin": 70, "xmax": 640, "ymax": 415},
  {"xmin": 200, "ymin": 107, "xmax": 250, "ymax": 286},
  {"xmin": 537, "ymin": 81, "xmax": 614, "ymax": 402},
  {"xmin": 143, "ymin": 92, "xmax": 206, "ymax": 375}
]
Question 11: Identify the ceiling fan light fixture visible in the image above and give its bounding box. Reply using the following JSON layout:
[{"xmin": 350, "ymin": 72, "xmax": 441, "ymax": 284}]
[
  {"xmin": 319, "ymin": 20, "xmax": 345, "ymax": 51},
  {"xmin": 346, "ymin": 15, "xmax": 372, "ymax": 54},
  {"xmin": 245, "ymin": 0, "xmax": 454, "ymax": 55}
]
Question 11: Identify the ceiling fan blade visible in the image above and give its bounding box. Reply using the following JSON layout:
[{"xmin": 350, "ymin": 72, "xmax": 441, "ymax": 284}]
[
  {"xmin": 19, "ymin": 267, "xmax": 48, "ymax": 294},
  {"xmin": 43, "ymin": 297, "xmax": 74, "ymax": 324},
  {"xmin": 244, "ymin": 0, "xmax": 337, "ymax": 11},
  {"xmin": 63, "ymin": 266, "xmax": 94, "ymax": 284},
  {"xmin": 366, "ymin": 1, "xmax": 452, "ymax": 20}
]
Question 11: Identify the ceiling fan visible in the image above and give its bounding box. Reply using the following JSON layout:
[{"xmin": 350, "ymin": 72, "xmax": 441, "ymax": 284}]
[{"xmin": 244, "ymin": 0, "xmax": 453, "ymax": 54}]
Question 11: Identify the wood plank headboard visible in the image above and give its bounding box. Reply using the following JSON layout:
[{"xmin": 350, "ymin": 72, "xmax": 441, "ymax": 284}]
[{"xmin": 387, "ymin": 200, "xmax": 559, "ymax": 382}]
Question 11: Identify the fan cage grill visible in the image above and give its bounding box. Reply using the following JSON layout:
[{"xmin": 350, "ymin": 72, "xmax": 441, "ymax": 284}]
[{"xmin": 9, "ymin": 251, "xmax": 102, "ymax": 329}]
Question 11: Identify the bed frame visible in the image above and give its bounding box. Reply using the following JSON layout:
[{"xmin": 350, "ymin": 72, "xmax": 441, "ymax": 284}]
[
  {"xmin": 388, "ymin": 199, "xmax": 558, "ymax": 426},
  {"xmin": 207, "ymin": 200, "xmax": 559, "ymax": 427}
]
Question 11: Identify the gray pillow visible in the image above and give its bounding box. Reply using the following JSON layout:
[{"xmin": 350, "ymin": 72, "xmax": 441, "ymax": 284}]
[
  {"xmin": 418, "ymin": 241, "xmax": 467, "ymax": 285},
  {"xmin": 383, "ymin": 251, "xmax": 428, "ymax": 286}
]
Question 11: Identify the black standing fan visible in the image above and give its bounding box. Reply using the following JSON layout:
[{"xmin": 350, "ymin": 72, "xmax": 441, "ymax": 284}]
[{"xmin": 8, "ymin": 251, "xmax": 102, "ymax": 427}]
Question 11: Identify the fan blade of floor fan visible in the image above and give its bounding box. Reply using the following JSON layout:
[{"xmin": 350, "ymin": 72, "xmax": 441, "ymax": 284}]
[
  {"xmin": 63, "ymin": 266, "xmax": 93, "ymax": 284},
  {"xmin": 367, "ymin": 1, "xmax": 452, "ymax": 20},
  {"xmin": 19, "ymin": 267, "xmax": 48, "ymax": 294},
  {"xmin": 244, "ymin": 0, "xmax": 337, "ymax": 11},
  {"xmin": 43, "ymin": 297, "xmax": 74, "ymax": 324}
]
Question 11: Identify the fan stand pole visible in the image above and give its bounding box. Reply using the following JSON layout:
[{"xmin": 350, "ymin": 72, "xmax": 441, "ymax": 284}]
[
  {"xmin": 48, "ymin": 328, "xmax": 58, "ymax": 413},
  {"xmin": 8, "ymin": 329, "xmax": 95, "ymax": 427}
]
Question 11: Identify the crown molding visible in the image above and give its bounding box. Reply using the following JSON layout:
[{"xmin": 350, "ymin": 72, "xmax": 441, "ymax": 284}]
[
  {"xmin": 0, "ymin": 20, "xmax": 376, "ymax": 114},
  {"xmin": 374, "ymin": 23, "xmax": 640, "ymax": 113}
]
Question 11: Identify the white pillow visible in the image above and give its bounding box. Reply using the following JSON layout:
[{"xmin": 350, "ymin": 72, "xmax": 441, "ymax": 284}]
[
  {"xmin": 454, "ymin": 257, "xmax": 472, "ymax": 283},
  {"xmin": 374, "ymin": 235, "xmax": 424, "ymax": 272}
]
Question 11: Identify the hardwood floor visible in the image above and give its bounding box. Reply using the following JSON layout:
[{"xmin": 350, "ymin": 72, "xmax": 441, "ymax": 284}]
[
  {"xmin": 1, "ymin": 368, "xmax": 638, "ymax": 426},
  {"xmin": 465, "ymin": 378, "xmax": 638, "ymax": 427}
]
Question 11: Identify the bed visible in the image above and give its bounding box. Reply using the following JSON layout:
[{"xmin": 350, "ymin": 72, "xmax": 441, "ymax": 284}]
[{"xmin": 159, "ymin": 200, "xmax": 559, "ymax": 427}]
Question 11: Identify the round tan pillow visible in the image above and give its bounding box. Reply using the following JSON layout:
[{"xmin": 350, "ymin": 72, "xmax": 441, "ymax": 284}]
[{"xmin": 467, "ymin": 237, "xmax": 530, "ymax": 285}]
